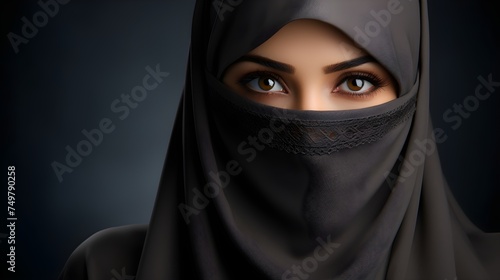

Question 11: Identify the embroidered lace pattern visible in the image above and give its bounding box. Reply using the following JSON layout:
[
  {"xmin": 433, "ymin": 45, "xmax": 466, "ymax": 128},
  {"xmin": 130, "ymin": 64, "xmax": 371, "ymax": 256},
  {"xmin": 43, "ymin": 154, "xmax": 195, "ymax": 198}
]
[{"xmin": 215, "ymin": 95, "xmax": 416, "ymax": 156}]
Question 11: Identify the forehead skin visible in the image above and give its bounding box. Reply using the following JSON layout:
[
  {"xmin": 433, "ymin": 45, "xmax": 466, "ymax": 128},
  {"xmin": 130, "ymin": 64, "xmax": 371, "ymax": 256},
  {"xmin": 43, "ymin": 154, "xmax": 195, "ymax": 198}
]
[{"xmin": 249, "ymin": 19, "xmax": 367, "ymax": 74}]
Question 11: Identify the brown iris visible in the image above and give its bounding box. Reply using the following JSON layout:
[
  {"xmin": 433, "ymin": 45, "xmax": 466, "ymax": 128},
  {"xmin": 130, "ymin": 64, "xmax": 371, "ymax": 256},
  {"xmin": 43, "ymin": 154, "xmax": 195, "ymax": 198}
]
[
  {"xmin": 346, "ymin": 78, "xmax": 364, "ymax": 91},
  {"xmin": 258, "ymin": 77, "xmax": 276, "ymax": 91}
]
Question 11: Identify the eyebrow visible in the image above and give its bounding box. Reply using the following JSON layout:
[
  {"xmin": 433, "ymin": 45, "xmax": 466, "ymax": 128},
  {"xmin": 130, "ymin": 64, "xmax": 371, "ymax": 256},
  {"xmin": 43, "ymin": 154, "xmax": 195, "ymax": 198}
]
[
  {"xmin": 323, "ymin": 55, "xmax": 376, "ymax": 73},
  {"xmin": 234, "ymin": 55, "xmax": 296, "ymax": 73},
  {"xmin": 233, "ymin": 54, "xmax": 376, "ymax": 75}
]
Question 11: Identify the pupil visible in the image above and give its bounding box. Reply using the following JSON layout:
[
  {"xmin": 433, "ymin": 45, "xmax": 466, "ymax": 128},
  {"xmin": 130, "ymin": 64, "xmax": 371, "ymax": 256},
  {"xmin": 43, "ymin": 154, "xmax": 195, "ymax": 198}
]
[{"xmin": 349, "ymin": 78, "xmax": 364, "ymax": 91}]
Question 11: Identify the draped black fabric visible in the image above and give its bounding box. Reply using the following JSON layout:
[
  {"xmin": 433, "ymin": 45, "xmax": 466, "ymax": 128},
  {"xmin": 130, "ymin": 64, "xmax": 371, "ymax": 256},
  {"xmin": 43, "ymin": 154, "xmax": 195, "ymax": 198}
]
[{"xmin": 59, "ymin": 1, "xmax": 500, "ymax": 279}]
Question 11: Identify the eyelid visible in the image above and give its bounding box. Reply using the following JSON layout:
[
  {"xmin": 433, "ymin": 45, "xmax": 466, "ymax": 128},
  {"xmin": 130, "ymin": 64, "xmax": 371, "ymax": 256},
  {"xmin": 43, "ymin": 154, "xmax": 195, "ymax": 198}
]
[
  {"xmin": 336, "ymin": 71, "xmax": 386, "ymax": 86},
  {"xmin": 336, "ymin": 72, "xmax": 387, "ymax": 90}
]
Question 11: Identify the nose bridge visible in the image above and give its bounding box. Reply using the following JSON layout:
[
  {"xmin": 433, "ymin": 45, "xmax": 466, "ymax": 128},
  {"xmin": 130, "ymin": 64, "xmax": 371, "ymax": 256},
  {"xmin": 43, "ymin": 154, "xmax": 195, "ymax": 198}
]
[{"xmin": 294, "ymin": 84, "xmax": 329, "ymax": 111}]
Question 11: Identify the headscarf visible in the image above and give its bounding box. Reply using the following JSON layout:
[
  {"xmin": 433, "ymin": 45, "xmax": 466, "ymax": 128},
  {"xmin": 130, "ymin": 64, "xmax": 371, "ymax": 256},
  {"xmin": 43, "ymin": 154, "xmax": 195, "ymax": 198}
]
[{"xmin": 59, "ymin": 0, "xmax": 500, "ymax": 279}]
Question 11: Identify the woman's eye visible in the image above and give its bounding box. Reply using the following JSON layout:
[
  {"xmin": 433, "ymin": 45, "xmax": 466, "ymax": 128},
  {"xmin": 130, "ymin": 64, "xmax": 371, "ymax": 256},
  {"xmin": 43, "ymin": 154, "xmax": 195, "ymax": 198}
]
[
  {"xmin": 338, "ymin": 77, "xmax": 375, "ymax": 94},
  {"xmin": 245, "ymin": 76, "xmax": 286, "ymax": 93}
]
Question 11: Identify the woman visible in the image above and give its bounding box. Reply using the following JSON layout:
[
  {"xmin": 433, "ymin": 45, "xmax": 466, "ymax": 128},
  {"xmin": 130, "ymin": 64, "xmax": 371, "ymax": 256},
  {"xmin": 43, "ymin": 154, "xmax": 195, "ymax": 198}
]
[{"xmin": 59, "ymin": 0, "xmax": 500, "ymax": 279}]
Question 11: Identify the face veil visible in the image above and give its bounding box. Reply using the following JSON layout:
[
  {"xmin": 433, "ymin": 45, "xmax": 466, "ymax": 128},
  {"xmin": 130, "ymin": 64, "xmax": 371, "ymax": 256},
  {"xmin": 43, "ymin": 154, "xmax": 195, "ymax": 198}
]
[{"xmin": 58, "ymin": 1, "xmax": 500, "ymax": 279}]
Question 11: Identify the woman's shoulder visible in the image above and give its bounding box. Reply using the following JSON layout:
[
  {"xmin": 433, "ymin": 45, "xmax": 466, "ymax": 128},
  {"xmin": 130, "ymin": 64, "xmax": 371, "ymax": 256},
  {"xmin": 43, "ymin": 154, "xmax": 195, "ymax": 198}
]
[{"xmin": 59, "ymin": 224, "xmax": 148, "ymax": 280}]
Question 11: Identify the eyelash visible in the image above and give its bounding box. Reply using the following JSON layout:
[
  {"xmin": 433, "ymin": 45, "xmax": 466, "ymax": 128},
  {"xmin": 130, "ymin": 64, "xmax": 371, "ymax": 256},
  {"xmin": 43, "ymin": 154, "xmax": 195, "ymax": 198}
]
[{"xmin": 238, "ymin": 71, "xmax": 388, "ymax": 98}]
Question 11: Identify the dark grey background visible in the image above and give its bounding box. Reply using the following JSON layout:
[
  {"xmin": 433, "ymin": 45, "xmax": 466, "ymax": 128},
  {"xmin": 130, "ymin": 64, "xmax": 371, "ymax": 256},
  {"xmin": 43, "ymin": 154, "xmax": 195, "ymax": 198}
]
[{"xmin": 1, "ymin": 1, "xmax": 499, "ymax": 279}]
